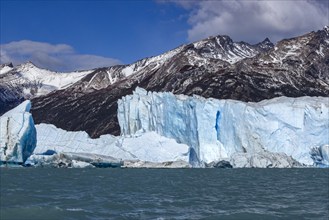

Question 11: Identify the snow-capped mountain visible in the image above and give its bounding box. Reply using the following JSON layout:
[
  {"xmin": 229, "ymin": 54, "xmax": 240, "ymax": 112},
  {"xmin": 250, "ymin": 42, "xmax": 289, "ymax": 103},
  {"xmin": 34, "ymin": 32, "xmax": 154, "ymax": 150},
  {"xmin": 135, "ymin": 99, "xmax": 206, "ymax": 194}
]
[
  {"xmin": 0, "ymin": 45, "xmax": 189, "ymax": 114},
  {"xmin": 37, "ymin": 34, "xmax": 271, "ymax": 96},
  {"xmin": 191, "ymin": 35, "xmax": 272, "ymax": 63},
  {"xmin": 1, "ymin": 61, "xmax": 93, "ymax": 95},
  {"xmin": 64, "ymin": 45, "xmax": 186, "ymax": 94},
  {"xmin": 2, "ymin": 27, "xmax": 329, "ymax": 138},
  {"xmin": 0, "ymin": 62, "xmax": 95, "ymax": 113},
  {"xmin": 0, "ymin": 32, "xmax": 271, "ymax": 112}
]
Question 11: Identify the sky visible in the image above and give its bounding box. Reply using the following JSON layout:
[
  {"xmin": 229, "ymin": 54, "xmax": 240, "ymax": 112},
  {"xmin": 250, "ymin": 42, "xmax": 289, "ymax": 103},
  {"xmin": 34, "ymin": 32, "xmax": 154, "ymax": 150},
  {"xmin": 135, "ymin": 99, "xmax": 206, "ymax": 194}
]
[{"xmin": 0, "ymin": 0, "xmax": 328, "ymax": 71}]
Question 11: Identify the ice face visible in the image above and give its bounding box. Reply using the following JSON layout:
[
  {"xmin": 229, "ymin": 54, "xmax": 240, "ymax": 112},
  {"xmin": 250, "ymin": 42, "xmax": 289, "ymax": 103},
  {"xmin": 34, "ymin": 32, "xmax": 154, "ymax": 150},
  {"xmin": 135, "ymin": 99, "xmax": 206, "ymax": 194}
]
[
  {"xmin": 0, "ymin": 100, "xmax": 36, "ymax": 163},
  {"xmin": 118, "ymin": 88, "xmax": 329, "ymax": 166}
]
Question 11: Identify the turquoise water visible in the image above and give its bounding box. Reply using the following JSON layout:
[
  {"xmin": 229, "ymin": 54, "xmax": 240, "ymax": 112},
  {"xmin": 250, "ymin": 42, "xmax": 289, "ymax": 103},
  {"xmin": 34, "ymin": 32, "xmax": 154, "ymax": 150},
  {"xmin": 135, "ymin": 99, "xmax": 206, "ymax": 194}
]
[{"xmin": 1, "ymin": 168, "xmax": 328, "ymax": 219}]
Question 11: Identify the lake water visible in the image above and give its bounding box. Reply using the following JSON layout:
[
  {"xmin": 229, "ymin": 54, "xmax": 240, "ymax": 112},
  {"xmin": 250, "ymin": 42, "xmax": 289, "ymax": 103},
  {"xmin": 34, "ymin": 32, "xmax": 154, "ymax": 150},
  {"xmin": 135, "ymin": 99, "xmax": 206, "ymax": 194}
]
[{"xmin": 0, "ymin": 168, "xmax": 328, "ymax": 219}]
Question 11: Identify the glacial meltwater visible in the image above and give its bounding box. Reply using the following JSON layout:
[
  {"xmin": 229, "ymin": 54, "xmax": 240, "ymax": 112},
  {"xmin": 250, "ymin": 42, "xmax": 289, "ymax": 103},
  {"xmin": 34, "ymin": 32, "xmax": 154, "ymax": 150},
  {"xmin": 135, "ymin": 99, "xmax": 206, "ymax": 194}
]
[{"xmin": 0, "ymin": 168, "xmax": 328, "ymax": 220}]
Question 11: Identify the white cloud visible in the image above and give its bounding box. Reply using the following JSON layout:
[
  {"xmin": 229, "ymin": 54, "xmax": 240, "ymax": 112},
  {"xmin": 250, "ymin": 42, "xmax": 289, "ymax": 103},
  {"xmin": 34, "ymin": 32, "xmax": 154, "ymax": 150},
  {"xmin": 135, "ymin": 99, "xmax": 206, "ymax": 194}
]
[
  {"xmin": 0, "ymin": 40, "xmax": 122, "ymax": 72},
  {"xmin": 172, "ymin": 0, "xmax": 328, "ymax": 43}
]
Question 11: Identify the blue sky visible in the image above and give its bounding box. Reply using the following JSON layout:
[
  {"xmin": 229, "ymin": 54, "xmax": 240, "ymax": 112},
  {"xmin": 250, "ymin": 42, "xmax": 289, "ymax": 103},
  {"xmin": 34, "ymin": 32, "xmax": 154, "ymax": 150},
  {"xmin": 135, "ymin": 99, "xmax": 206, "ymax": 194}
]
[
  {"xmin": 1, "ymin": 1, "xmax": 189, "ymax": 65},
  {"xmin": 1, "ymin": 0, "xmax": 328, "ymax": 71}
]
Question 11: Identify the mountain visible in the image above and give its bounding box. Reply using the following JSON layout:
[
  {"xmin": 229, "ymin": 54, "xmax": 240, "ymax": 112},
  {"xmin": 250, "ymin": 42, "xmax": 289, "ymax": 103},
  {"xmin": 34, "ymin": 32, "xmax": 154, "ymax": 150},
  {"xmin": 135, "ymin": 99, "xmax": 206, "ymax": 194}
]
[
  {"xmin": 46, "ymin": 35, "xmax": 267, "ymax": 96},
  {"xmin": 2, "ymin": 27, "xmax": 329, "ymax": 138},
  {"xmin": 29, "ymin": 35, "xmax": 275, "ymax": 136}
]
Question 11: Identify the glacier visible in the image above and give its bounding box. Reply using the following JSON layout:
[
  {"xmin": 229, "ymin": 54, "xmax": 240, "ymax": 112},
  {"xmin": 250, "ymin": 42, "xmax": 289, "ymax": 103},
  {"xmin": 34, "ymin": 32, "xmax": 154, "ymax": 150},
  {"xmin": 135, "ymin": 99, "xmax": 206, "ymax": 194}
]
[
  {"xmin": 0, "ymin": 100, "xmax": 36, "ymax": 164},
  {"xmin": 118, "ymin": 87, "xmax": 329, "ymax": 167},
  {"xmin": 1, "ymin": 88, "xmax": 328, "ymax": 168}
]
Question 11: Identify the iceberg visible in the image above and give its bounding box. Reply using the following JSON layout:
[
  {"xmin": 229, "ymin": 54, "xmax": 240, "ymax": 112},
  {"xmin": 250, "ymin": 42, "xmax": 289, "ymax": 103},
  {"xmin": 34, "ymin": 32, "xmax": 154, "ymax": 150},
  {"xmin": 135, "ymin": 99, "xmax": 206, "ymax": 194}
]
[
  {"xmin": 230, "ymin": 151, "xmax": 301, "ymax": 168},
  {"xmin": 0, "ymin": 100, "xmax": 36, "ymax": 164},
  {"xmin": 118, "ymin": 88, "xmax": 329, "ymax": 167},
  {"xmin": 25, "ymin": 152, "xmax": 122, "ymax": 168},
  {"xmin": 27, "ymin": 123, "xmax": 189, "ymax": 167}
]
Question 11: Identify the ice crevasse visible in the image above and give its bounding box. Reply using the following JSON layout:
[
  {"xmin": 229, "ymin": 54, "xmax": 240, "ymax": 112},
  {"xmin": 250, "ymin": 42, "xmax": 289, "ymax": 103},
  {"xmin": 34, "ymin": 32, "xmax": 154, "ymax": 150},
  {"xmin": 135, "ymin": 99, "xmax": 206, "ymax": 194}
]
[{"xmin": 118, "ymin": 87, "xmax": 329, "ymax": 167}]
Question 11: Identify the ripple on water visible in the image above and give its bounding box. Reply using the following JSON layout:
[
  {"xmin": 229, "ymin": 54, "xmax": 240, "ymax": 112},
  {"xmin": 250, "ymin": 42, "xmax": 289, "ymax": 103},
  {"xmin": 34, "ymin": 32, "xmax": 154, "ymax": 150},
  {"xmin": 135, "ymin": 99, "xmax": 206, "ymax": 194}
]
[{"xmin": 0, "ymin": 168, "xmax": 328, "ymax": 220}]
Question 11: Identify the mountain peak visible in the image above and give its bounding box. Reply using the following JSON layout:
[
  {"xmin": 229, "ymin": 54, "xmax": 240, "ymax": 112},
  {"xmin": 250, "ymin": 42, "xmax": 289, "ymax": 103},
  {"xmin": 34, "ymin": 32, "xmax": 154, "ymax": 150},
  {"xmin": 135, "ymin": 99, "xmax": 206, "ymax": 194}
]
[
  {"xmin": 214, "ymin": 35, "xmax": 234, "ymax": 44},
  {"xmin": 191, "ymin": 34, "xmax": 260, "ymax": 64},
  {"xmin": 25, "ymin": 61, "xmax": 37, "ymax": 67},
  {"xmin": 254, "ymin": 37, "xmax": 274, "ymax": 52},
  {"xmin": 324, "ymin": 25, "xmax": 329, "ymax": 34},
  {"xmin": 262, "ymin": 37, "xmax": 272, "ymax": 43},
  {"xmin": 0, "ymin": 62, "xmax": 13, "ymax": 68},
  {"xmin": 17, "ymin": 61, "xmax": 40, "ymax": 71}
]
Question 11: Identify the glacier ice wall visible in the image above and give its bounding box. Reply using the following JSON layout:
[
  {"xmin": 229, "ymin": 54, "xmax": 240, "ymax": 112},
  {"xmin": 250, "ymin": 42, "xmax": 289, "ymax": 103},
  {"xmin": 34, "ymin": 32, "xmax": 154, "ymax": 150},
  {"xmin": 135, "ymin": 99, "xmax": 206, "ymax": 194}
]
[
  {"xmin": 118, "ymin": 87, "xmax": 329, "ymax": 166},
  {"xmin": 0, "ymin": 100, "xmax": 36, "ymax": 163},
  {"xmin": 33, "ymin": 123, "xmax": 189, "ymax": 163}
]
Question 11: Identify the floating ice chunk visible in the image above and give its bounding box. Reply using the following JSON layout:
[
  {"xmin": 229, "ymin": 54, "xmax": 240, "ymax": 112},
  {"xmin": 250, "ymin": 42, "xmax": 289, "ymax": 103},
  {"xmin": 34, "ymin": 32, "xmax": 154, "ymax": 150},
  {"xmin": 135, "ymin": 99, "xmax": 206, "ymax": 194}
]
[
  {"xmin": 230, "ymin": 151, "xmax": 301, "ymax": 168},
  {"xmin": 31, "ymin": 123, "xmax": 189, "ymax": 165}
]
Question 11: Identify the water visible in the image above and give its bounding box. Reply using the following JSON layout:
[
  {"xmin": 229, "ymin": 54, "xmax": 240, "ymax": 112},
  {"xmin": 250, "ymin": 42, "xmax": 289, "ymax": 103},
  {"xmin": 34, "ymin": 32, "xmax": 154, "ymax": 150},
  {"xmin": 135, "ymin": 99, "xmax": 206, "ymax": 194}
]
[{"xmin": 0, "ymin": 168, "xmax": 328, "ymax": 220}]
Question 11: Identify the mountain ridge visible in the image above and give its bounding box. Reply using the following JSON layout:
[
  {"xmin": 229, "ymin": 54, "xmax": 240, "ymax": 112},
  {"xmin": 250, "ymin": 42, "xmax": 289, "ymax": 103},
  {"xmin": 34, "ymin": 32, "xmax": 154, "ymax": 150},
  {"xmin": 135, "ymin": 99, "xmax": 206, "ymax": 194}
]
[
  {"xmin": 1, "ymin": 27, "xmax": 328, "ymax": 137},
  {"xmin": 0, "ymin": 33, "xmax": 273, "ymax": 114}
]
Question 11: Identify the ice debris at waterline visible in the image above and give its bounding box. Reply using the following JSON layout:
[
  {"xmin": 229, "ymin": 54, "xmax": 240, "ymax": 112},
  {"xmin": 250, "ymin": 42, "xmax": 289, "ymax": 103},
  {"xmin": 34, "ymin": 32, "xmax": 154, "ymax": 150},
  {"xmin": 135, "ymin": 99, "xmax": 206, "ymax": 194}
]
[
  {"xmin": 118, "ymin": 87, "xmax": 329, "ymax": 167},
  {"xmin": 0, "ymin": 100, "xmax": 36, "ymax": 165},
  {"xmin": 25, "ymin": 152, "xmax": 123, "ymax": 168}
]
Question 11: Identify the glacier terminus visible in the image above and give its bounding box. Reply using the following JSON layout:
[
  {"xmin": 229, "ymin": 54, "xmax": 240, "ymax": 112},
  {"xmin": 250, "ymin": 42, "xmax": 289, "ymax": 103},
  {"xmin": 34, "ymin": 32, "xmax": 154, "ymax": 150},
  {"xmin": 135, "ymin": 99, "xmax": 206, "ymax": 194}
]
[
  {"xmin": 117, "ymin": 88, "xmax": 329, "ymax": 167},
  {"xmin": 1, "ymin": 88, "xmax": 328, "ymax": 168}
]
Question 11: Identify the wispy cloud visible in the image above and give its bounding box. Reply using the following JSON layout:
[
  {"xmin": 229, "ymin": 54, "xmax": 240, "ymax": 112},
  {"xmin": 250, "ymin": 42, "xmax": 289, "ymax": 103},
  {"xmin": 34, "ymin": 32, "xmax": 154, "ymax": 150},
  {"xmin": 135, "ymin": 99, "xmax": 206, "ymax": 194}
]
[
  {"xmin": 0, "ymin": 40, "xmax": 122, "ymax": 72},
  {"xmin": 165, "ymin": 0, "xmax": 328, "ymax": 43}
]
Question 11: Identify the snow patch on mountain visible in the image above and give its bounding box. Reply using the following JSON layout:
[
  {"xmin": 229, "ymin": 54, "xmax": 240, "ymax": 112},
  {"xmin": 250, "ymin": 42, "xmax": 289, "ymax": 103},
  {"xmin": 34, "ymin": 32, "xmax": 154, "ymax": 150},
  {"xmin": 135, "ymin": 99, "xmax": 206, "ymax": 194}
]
[
  {"xmin": 0, "ymin": 65, "xmax": 13, "ymax": 75},
  {"xmin": 14, "ymin": 62, "xmax": 93, "ymax": 96},
  {"xmin": 120, "ymin": 45, "xmax": 185, "ymax": 77}
]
